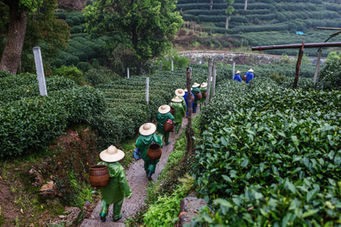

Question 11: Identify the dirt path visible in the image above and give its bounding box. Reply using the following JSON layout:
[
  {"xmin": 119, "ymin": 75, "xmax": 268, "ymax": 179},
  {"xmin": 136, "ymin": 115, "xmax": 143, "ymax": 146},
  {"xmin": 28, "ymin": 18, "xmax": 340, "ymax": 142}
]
[{"xmin": 81, "ymin": 113, "xmax": 194, "ymax": 226}]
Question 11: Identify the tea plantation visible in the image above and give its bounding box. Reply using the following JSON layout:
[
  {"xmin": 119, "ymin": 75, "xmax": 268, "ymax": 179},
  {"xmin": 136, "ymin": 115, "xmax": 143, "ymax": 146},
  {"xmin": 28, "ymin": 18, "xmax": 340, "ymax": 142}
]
[
  {"xmin": 193, "ymin": 77, "xmax": 341, "ymax": 225},
  {"xmin": 178, "ymin": 0, "xmax": 341, "ymax": 56}
]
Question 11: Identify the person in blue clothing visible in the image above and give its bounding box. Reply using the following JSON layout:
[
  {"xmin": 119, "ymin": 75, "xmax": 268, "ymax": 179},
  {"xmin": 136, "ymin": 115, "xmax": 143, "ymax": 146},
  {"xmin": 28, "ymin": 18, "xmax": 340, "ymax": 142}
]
[
  {"xmin": 245, "ymin": 68, "xmax": 254, "ymax": 84},
  {"xmin": 233, "ymin": 70, "xmax": 242, "ymax": 83},
  {"xmin": 183, "ymin": 88, "xmax": 194, "ymax": 116}
]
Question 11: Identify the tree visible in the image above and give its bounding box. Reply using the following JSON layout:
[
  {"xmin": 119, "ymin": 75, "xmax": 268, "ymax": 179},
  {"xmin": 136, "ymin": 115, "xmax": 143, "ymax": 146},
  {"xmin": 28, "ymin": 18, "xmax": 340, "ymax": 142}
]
[
  {"xmin": 0, "ymin": 0, "xmax": 41, "ymax": 74},
  {"xmin": 224, "ymin": 0, "xmax": 234, "ymax": 30},
  {"xmin": 84, "ymin": 0, "xmax": 183, "ymax": 73}
]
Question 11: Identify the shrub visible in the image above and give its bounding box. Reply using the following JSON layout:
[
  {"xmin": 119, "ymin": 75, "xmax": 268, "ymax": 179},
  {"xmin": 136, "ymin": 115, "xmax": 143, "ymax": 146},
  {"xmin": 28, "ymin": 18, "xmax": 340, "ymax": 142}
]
[
  {"xmin": 54, "ymin": 65, "xmax": 86, "ymax": 85},
  {"xmin": 318, "ymin": 55, "xmax": 341, "ymax": 90},
  {"xmin": 85, "ymin": 67, "xmax": 121, "ymax": 87},
  {"xmin": 0, "ymin": 86, "xmax": 106, "ymax": 158}
]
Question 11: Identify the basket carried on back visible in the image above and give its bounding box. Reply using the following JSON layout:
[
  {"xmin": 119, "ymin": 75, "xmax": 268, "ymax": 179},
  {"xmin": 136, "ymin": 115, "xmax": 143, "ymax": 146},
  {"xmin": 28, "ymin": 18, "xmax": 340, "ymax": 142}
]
[
  {"xmin": 202, "ymin": 91, "xmax": 207, "ymax": 98},
  {"xmin": 164, "ymin": 119, "xmax": 174, "ymax": 132},
  {"xmin": 147, "ymin": 143, "xmax": 162, "ymax": 160},
  {"xmin": 89, "ymin": 165, "xmax": 109, "ymax": 188},
  {"xmin": 195, "ymin": 92, "xmax": 202, "ymax": 100}
]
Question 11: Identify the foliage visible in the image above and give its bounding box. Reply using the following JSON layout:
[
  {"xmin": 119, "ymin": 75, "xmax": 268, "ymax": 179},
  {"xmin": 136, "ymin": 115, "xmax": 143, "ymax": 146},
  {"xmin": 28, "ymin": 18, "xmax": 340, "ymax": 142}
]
[
  {"xmin": 85, "ymin": 67, "xmax": 121, "ymax": 87},
  {"xmin": 194, "ymin": 78, "xmax": 341, "ymax": 225},
  {"xmin": 84, "ymin": 0, "xmax": 183, "ymax": 71},
  {"xmin": 0, "ymin": 74, "xmax": 106, "ymax": 158},
  {"xmin": 318, "ymin": 51, "xmax": 341, "ymax": 90},
  {"xmin": 53, "ymin": 65, "xmax": 86, "ymax": 85},
  {"xmin": 143, "ymin": 174, "xmax": 194, "ymax": 226}
]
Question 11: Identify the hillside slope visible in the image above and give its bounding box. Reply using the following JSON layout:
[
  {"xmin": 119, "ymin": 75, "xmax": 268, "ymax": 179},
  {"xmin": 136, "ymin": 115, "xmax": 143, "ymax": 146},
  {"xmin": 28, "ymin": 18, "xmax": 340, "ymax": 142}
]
[{"xmin": 177, "ymin": 0, "xmax": 341, "ymax": 55}]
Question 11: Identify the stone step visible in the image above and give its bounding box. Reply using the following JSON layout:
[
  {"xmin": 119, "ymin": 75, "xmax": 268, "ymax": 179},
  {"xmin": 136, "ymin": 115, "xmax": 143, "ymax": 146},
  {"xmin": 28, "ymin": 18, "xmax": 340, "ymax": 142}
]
[{"xmin": 80, "ymin": 219, "xmax": 125, "ymax": 227}]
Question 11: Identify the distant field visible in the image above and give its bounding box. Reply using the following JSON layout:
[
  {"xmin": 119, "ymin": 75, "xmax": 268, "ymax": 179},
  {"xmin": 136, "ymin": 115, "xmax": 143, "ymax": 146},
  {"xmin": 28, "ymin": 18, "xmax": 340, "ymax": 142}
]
[{"xmin": 177, "ymin": 0, "xmax": 341, "ymax": 56}]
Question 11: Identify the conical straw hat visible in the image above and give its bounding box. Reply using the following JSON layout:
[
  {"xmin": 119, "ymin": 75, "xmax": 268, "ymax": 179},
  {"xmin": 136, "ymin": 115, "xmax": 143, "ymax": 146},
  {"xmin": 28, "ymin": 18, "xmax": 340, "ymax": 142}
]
[
  {"xmin": 158, "ymin": 105, "xmax": 171, "ymax": 114},
  {"xmin": 171, "ymin": 96, "xmax": 182, "ymax": 103},
  {"xmin": 200, "ymin": 82, "xmax": 207, "ymax": 88},
  {"xmin": 139, "ymin": 122, "xmax": 156, "ymax": 136},
  {"xmin": 99, "ymin": 145, "xmax": 125, "ymax": 162},
  {"xmin": 248, "ymin": 68, "xmax": 254, "ymax": 72},
  {"xmin": 192, "ymin": 82, "xmax": 200, "ymax": 88},
  {"xmin": 236, "ymin": 70, "xmax": 241, "ymax": 74},
  {"xmin": 175, "ymin": 88, "xmax": 185, "ymax": 97}
]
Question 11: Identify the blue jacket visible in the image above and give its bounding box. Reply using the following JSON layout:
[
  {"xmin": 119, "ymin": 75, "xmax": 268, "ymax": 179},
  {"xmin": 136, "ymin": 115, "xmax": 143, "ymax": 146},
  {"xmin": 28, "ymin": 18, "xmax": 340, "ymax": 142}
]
[
  {"xmin": 246, "ymin": 72, "xmax": 254, "ymax": 84},
  {"xmin": 233, "ymin": 74, "xmax": 242, "ymax": 82}
]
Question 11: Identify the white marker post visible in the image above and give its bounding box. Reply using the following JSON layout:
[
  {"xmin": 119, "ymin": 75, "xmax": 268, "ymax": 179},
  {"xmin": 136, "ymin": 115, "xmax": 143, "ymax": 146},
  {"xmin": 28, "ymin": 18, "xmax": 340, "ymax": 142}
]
[
  {"xmin": 232, "ymin": 61, "xmax": 236, "ymax": 79},
  {"xmin": 212, "ymin": 62, "xmax": 217, "ymax": 97},
  {"xmin": 33, "ymin": 47, "xmax": 47, "ymax": 96},
  {"xmin": 171, "ymin": 59, "xmax": 174, "ymax": 71},
  {"xmin": 127, "ymin": 67, "xmax": 130, "ymax": 79},
  {"xmin": 146, "ymin": 77, "xmax": 150, "ymax": 104},
  {"xmin": 206, "ymin": 59, "xmax": 212, "ymax": 105}
]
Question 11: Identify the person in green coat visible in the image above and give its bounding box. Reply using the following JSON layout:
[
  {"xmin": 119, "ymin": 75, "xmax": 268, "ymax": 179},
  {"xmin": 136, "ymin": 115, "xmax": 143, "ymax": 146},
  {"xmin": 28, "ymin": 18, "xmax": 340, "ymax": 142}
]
[
  {"xmin": 156, "ymin": 105, "xmax": 175, "ymax": 145},
  {"xmin": 175, "ymin": 88, "xmax": 187, "ymax": 114},
  {"xmin": 135, "ymin": 123, "xmax": 162, "ymax": 180},
  {"xmin": 200, "ymin": 82, "xmax": 207, "ymax": 108},
  {"xmin": 169, "ymin": 96, "xmax": 185, "ymax": 134},
  {"xmin": 192, "ymin": 82, "xmax": 201, "ymax": 113},
  {"xmin": 98, "ymin": 145, "xmax": 132, "ymax": 222}
]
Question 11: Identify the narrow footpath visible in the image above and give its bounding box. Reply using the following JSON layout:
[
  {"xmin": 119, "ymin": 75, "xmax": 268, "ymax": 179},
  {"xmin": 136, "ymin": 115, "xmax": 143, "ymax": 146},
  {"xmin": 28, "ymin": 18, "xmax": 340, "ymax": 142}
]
[{"xmin": 81, "ymin": 113, "xmax": 194, "ymax": 227}]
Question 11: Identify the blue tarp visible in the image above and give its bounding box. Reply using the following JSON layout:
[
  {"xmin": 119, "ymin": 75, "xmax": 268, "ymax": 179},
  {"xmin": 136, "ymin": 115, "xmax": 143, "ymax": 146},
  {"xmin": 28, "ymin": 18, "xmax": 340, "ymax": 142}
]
[{"xmin": 296, "ymin": 31, "xmax": 304, "ymax": 35}]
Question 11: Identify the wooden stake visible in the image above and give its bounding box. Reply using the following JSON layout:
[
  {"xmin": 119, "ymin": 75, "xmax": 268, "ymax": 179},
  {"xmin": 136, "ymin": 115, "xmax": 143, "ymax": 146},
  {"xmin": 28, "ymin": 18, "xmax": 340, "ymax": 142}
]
[
  {"xmin": 313, "ymin": 48, "xmax": 322, "ymax": 86},
  {"xmin": 294, "ymin": 43, "xmax": 304, "ymax": 89},
  {"xmin": 212, "ymin": 62, "xmax": 217, "ymax": 97},
  {"xmin": 206, "ymin": 59, "xmax": 212, "ymax": 105},
  {"xmin": 186, "ymin": 67, "xmax": 193, "ymax": 155}
]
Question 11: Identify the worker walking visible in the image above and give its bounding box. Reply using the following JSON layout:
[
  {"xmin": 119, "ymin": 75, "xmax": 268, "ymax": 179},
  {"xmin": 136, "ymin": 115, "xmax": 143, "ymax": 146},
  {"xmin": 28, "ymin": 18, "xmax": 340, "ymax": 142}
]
[
  {"xmin": 156, "ymin": 105, "xmax": 175, "ymax": 145},
  {"xmin": 191, "ymin": 83, "xmax": 201, "ymax": 113},
  {"xmin": 98, "ymin": 146, "xmax": 132, "ymax": 222},
  {"xmin": 233, "ymin": 70, "xmax": 242, "ymax": 83},
  {"xmin": 169, "ymin": 96, "xmax": 185, "ymax": 134},
  {"xmin": 135, "ymin": 123, "xmax": 162, "ymax": 180},
  {"xmin": 175, "ymin": 88, "xmax": 187, "ymax": 114},
  {"xmin": 245, "ymin": 69, "xmax": 254, "ymax": 84}
]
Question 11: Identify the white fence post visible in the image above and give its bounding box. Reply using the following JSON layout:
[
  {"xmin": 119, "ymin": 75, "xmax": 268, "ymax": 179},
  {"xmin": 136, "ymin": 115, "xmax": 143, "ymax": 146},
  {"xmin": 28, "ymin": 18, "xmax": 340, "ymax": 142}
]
[
  {"xmin": 146, "ymin": 77, "xmax": 149, "ymax": 104},
  {"xmin": 206, "ymin": 59, "xmax": 212, "ymax": 105},
  {"xmin": 171, "ymin": 59, "xmax": 174, "ymax": 71},
  {"xmin": 232, "ymin": 61, "xmax": 236, "ymax": 79},
  {"xmin": 33, "ymin": 46, "xmax": 47, "ymax": 96},
  {"xmin": 127, "ymin": 67, "xmax": 130, "ymax": 79}
]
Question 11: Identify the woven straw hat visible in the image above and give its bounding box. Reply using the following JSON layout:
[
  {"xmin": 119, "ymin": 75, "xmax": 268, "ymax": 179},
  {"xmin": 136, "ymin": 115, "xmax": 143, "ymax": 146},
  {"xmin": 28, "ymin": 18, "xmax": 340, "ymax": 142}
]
[
  {"xmin": 248, "ymin": 68, "xmax": 254, "ymax": 72},
  {"xmin": 175, "ymin": 88, "xmax": 185, "ymax": 97},
  {"xmin": 99, "ymin": 145, "xmax": 125, "ymax": 162},
  {"xmin": 139, "ymin": 122, "xmax": 156, "ymax": 136},
  {"xmin": 192, "ymin": 82, "xmax": 200, "ymax": 88},
  {"xmin": 200, "ymin": 82, "xmax": 207, "ymax": 88},
  {"xmin": 236, "ymin": 70, "xmax": 241, "ymax": 74},
  {"xmin": 171, "ymin": 96, "xmax": 182, "ymax": 103},
  {"xmin": 184, "ymin": 88, "xmax": 188, "ymax": 92},
  {"xmin": 158, "ymin": 104, "xmax": 171, "ymax": 114}
]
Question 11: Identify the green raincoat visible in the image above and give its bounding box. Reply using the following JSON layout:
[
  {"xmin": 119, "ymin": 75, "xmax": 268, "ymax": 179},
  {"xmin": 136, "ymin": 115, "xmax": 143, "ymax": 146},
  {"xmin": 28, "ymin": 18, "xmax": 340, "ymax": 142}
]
[
  {"xmin": 200, "ymin": 86, "xmax": 207, "ymax": 107},
  {"xmin": 169, "ymin": 101, "xmax": 185, "ymax": 133},
  {"xmin": 156, "ymin": 112, "xmax": 175, "ymax": 135},
  {"xmin": 98, "ymin": 161, "xmax": 131, "ymax": 219},
  {"xmin": 192, "ymin": 87, "xmax": 201, "ymax": 104},
  {"xmin": 135, "ymin": 133, "xmax": 162, "ymax": 174},
  {"xmin": 179, "ymin": 96, "xmax": 187, "ymax": 113},
  {"xmin": 156, "ymin": 112, "xmax": 175, "ymax": 145}
]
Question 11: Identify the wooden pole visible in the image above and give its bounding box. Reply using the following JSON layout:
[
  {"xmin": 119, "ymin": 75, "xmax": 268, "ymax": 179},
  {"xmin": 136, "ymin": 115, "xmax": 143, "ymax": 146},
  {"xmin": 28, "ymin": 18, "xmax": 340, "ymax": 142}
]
[
  {"xmin": 293, "ymin": 43, "xmax": 304, "ymax": 89},
  {"xmin": 186, "ymin": 67, "xmax": 193, "ymax": 155},
  {"xmin": 317, "ymin": 27, "xmax": 341, "ymax": 30},
  {"xmin": 252, "ymin": 41, "xmax": 341, "ymax": 51},
  {"xmin": 313, "ymin": 48, "xmax": 322, "ymax": 86},
  {"xmin": 212, "ymin": 62, "xmax": 216, "ymax": 98},
  {"xmin": 206, "ymin": 59, "xmax": 212, "ymax": 105}
]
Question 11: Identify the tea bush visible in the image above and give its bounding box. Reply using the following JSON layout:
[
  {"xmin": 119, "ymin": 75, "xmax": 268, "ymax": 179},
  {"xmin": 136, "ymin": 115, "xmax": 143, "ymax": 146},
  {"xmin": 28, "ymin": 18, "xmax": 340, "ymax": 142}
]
[
  {"xmin": 0, "ymin": 74, "xmax": 106, "ymax": 158},
  {"xmin": 194, "ymin": 78, "xmax": 341, "ymax": 225}
]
